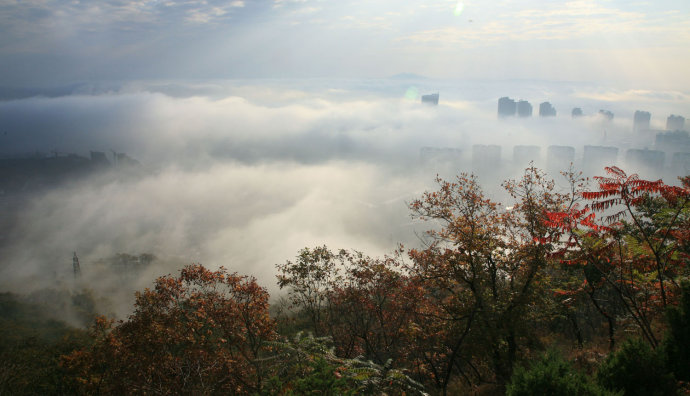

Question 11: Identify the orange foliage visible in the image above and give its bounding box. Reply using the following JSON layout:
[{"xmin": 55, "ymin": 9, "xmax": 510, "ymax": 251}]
[{"xmin": 63, "ymin": 264, "xmax": 276, "ymax": 395}]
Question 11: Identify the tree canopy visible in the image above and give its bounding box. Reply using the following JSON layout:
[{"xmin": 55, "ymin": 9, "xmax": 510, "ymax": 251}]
[{"xmin": 3, "ymin": 166, "xmax": 688, "ymax": 395}]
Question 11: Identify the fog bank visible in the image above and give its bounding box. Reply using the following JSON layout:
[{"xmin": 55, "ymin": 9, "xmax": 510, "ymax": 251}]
[{"xmin": 1, "ymin": 78, "xmax": 688, "ymax": 318}]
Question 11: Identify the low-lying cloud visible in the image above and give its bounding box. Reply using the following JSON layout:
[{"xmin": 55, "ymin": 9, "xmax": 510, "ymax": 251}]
[{"xmin": 0, "ymin": 79, "xmax": 687, "ymax": 318}]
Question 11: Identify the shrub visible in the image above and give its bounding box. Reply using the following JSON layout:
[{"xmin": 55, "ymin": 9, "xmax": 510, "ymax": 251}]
[
  {"xmin": 596, "ymin": 338, "xmax": 676, "ymax": 396},
  {"xmin": 507, "ymin": 351, "xmax": 616, "ymax": 396},
  {"xmin": 264, "ymin": 332, "xmax": 426, "ymax": 395},
  {"xmin": 661, "ymin": 281, "xmax": 690, "ymax": 382}
]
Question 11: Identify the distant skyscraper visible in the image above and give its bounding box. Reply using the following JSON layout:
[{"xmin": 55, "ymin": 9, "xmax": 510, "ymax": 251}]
[
  {"xmin": 472, "ymin": 145, "xmax": 501, "ymax": 172},
  {"xmin": 513, "ymin": 145, "xmax": 541, "ymax": 168},
  {"xmin": 546, "ymin": 145, "xmax": 575, "ymax": 174},
  {"xmin": 420, "ymin": 147, "xmax": 462, "ymax": 164},
  {"xmin": 73, "ymin": 252, "xmax": 82, "ymax": 279},
  {"xmin": 583, "ymin": 145, "xmax": 618, "ymax": 175},
  {"xmin": 655, "ymin": 130, "xmax": 690, "ymax": 153},
  {"xmin": 671, "ymin": 152, "xmax": 690, "ymax": 177},
  {"xmin": 599, "ymin": 109, "xmax": 614, "ymax": 121},
  {"xmin": 539, "ymin": 102, "xmax": 556, "ymax": 117},
  {"xmin": 572, "ymin": 108, "xmax": 583, "ymax": 118},
  {"xmin": 667, "ymin": 114, "xmax": 685, "ymax": 131},
  {"xmin": 421, "ymin": 93, "xmax": 439, "ymax": 105},
  {"xmin": 90, "ymin": 151, "xmax": 110, "ymax": 166},
  {"xmin": 633, "ymin": 110, "xmax": 651, "ymax": 132},
  {"xmin": 625, "ymin": 149, "xmax": 665, "ymax": 172},
  {"xmin": 517, "ymin": 100, "xmax": 532, "ymax": 117},
  {"xmin": 498, "ymin": 97, "xmax": 516, "ymax": 117}
]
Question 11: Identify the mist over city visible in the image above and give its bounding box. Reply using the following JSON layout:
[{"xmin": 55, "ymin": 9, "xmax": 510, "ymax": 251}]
[
  {"xmin": 2, "ymin": 79, "xmax": 688, "ymax": 303},
  {"xmin": 1, "ymin": 1, "xmax": 689, "ymax": 394}
]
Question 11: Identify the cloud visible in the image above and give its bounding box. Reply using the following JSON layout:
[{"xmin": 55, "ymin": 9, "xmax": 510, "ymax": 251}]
[
  {"xmin": 2, "ymin": 161, "xmax": 421, "ymax": 294},
  {"xmin": 2, "ymin": 79, "xmax": 685, "ymax": 164},
  {"xmin": 398, "ymin": 0, "xmax": 690, "ymax": 48},
  {"xmin": 0, "ymin": 0, "xmax": 251, "ymax": 46},
  {"xmin": 0, "ymin": 0, "xmax": 688, "ymax": 87},
  {"xmin": 0, "ymin": 79, "xmax": 688, "ymax": 317},
  {"xmin": 573, "ymin": 88, "xmax": 690, "ymax": 104}
]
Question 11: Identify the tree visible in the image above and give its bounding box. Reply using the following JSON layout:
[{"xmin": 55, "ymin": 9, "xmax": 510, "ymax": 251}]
[
  {"xmin": 0, "ymin": 292, "xmax": 90, "ymax": 394},
  {"xmin": 545, "ymin": 167, "xmax": 690, "ymax": 348},
  {"xmin": 63, "ymin": 264, "xmax": 276, "ymax": 395},
  {"xmin": 327, "ymin": 251, "xmax": 424, "ymax": 366},
  {"xmin": 406, "ymin": 167, "xmax": 570, "ymax": 392},
  {"xmin": 276, "ymin": 246, "xmax": 343, "ymax": 337},
  {"xmin": 660, "ymin": 280, "xmax": 690, "ymax": 382},
  {"xmin": 277, "ymin": 247, "xmax": 423, "ymax": 367}
]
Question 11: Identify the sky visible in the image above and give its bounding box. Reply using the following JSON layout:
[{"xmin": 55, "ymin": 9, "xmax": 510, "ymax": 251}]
[{"xmin": 1, "ymin": 0, "xmax": 689, "ymax": 88}]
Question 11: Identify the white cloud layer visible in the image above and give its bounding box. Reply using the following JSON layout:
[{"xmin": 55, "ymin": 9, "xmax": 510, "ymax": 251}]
[{"xmin": 0, "ymin": 79, "xmax": 688, "ymax": 317}]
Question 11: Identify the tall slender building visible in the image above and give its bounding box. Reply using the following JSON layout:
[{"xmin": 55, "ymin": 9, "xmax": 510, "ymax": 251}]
[
  {"xmin": 517, "ymin": 100, "xmax": 532, "ymax": 117},
  {"xmin": 625, "ymin": 149, "xmax": 665, "ymax": 172},
  {"xmin": 73, "ymin": 251, "xmax": 82, "ymax": 279},
  {"xmin": 513, "ymin": 145, "xmax": 541, "ymax": 168},
  {"xmin": 547, "ymin": 145, "xmax": 575, "ymax": 175},
  {"xmin": 633, "ymin": 110, "xmax": 651, "ymax": 132},
  {"xmin": 539, "ymin": 102, "xmax": 556, "ymax": 117},
  {"xmin": 599, "ymin": 110, "xmax": 614, "ymax": 121},
  {"xmin": 472, "ymin": 144, "xmax": 501, "ymax": 172},
  {"xmin": 667, "ymin": 114, "xmax": 685, "ymax": 131},
  {"xmin": 583, "ymin": 145, "xmax": 618, "ymax": 176},
  {"xmin": 498, "ymin": 97, "xmax": 517, "ymax": 117}
]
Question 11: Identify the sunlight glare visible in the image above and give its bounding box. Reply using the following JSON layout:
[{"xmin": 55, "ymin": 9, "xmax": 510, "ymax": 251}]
[
  {"xmin": 454, "ymin": 2, "xmax": 464, "ymax": 16},
  {"xmin": 404, "ymin": 86, "xmax": 419, "ymax": 101}
]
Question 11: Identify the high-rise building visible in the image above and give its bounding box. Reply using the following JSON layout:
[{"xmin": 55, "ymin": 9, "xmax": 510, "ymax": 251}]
[
  {"xmin": 539, "ymin": 102, "xmax": 556, "ymax": 117},
  {"xmin": 546, "ymin": 145, "xmax": 575, "ymax": 174},
  {"xmin": 583, "ymin": 145, "xmax": 618, "ymax": 175},
  {"xmin": 73, "ymin": 252, "xmax": 82, "ymax": 279},
  {"xmin": 599, "ymin": 110, "xmax": 614, "ymax": 121},
  {"xmin": 513, "ymin": 145, "xmax": 541, "ymax": 168},
  {"xmin": 472, "ymin": 145, "xmax": 501, "ymax": 171},
  {"xmin": 572, "ymin": 108, "xmax": 583, "ymax": 118},
  {"xmin": 90, "ymin": 151, "xmax": 110, "ymax": 166},
  {"xmin": 671, "ymin": 152, "xmax": 690, "ymax": 177},
  {"xmin": 655, "ymin": 130, "xmax": 690, "ymax": 153},
  {"xmin": 420, "ymin": 147, "xmax": 462, "ymax": 164},
  {"xmin": 625, "ymin": 149, "xmax": 665, "ymax": 172},
  {"xmin": 667, "ymin": 114, "xmax": 685, "ymax": 131},
  {"xmin": 114, "ymin": 153, "xmax": 140, "ymax": 167},
  {"xmin": 421, "ymin": 93, "xmax": 439, "ymax": 105},
  {"xmin": 517, "ymin": 100, "xmax": 532, "ymax": 117},
  {"xmin": 633, "ymin": 110, "xmax": 651, "ymax": 132},
  {"xmin": 498, "ymin": 97, "xmax": 517, "ymax": 117}
]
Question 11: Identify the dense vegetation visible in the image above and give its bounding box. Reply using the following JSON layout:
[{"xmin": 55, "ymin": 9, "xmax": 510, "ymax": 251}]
[{"xmin": 1, "ymin": 166, "xmax": 688, "ymax": 395}]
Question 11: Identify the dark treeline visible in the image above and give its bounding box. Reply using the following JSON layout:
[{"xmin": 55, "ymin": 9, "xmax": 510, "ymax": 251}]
[{"xmin": 1, "ymin": 166, "xmax": 689, "ymax": 395}]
